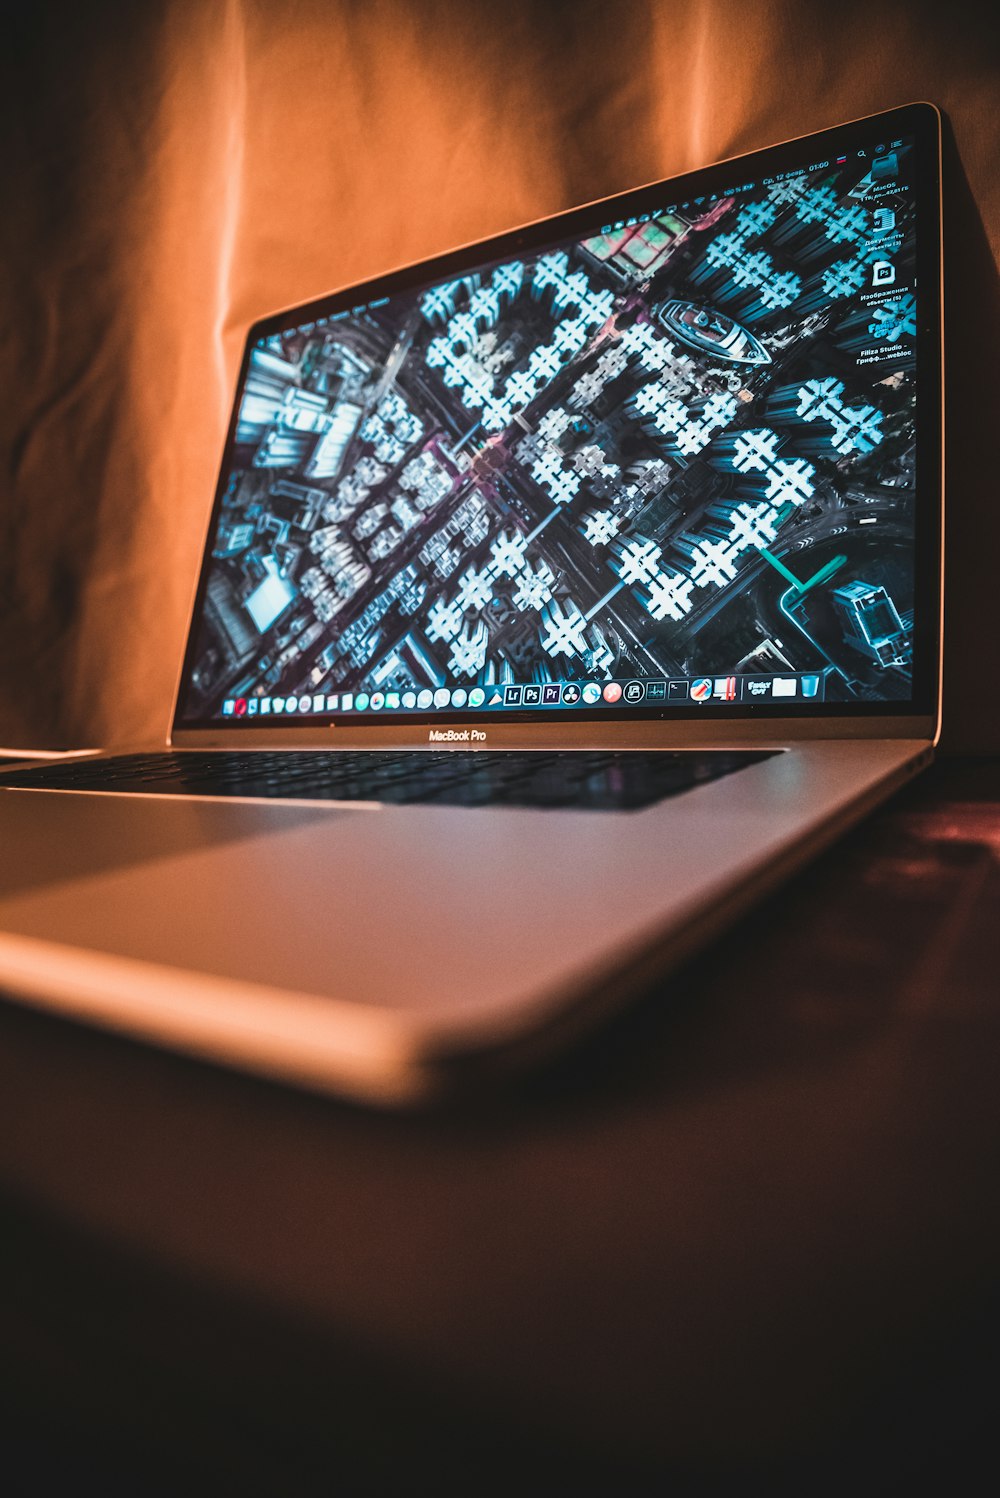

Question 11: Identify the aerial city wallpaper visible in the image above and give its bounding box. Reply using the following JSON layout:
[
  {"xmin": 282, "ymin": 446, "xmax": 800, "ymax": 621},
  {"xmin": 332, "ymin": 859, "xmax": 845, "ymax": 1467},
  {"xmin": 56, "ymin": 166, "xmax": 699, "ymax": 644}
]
[{"xmin": 180, "ymin": 133, "xmax": 918, "ymax": 724}]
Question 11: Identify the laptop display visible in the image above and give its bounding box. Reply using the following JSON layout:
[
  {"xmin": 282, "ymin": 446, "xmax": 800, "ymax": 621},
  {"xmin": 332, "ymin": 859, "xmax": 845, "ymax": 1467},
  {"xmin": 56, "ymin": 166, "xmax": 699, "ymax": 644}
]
[{"xmin": 175, "ymin": 105, "xmax": 940, "ymax": 733}]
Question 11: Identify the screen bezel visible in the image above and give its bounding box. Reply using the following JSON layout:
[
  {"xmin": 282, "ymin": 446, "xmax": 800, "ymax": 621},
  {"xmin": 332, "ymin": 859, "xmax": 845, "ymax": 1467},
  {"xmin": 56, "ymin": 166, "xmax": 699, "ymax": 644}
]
[{"xmin": 171, "ymin": 101, "xmax": 943, "ymax": 750}]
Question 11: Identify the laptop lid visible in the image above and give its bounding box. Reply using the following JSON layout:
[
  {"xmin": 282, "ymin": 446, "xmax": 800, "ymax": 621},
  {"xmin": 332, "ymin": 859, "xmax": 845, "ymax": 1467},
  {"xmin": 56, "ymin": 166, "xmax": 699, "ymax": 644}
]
[{"xmin": 171, "ymin": 102, "xmax": 942, "ymax": 752}]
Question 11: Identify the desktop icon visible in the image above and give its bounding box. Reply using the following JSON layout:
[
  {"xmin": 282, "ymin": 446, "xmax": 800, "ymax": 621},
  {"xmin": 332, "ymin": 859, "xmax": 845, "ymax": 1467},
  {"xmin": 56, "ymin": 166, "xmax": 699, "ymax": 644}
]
[
  {"xmin": 871, "ymin": 259, "xmax": 895, "ymax": 287},
  {"xmin": 542, "ymin": 684, "xmax": 561, "ymax": 705},
  {"xmin": 222, "ymin": 699, "xmax": 235, "ymax": 716},
  {"xmin": 504, "ymin": 685, "xmax": 523, "ymax": 706},
  {"xmin": 602, "ymin": 682, "xmax": 622, "ymax": 703},
  {"xmin": 325, "ymin": 695, "xmax": 338, "ymax": 712},
  {"xmin": 298, "ymin": 696, "xmax": 311, "ymax": 713},
  {"xmin": 561, "ymin": 683, "xmax": 581, "ymax": 705},
  {"xmin": 667, "ymin": 680, "xmax": 689, "ymax": 700},
  {"xmin": 581, "ymin": 683, "xmax": 601, "ymax": 704},
  {"xmin": 713, "ymin": 676, "xmax": 737, "ymax": 701},
  {"xmin": 234, "ymin": 698, "xmax": 247, "ymax": 717},
  {"xmin": 261, "ymin": 698, "xmax": 272, "ymax": 714},
  {"xmin": 354, "ymin": 693, "xmax": 370, "ymax": 711},
  {"xmin": 312, "ymin": 694, "xmax": 325, "ymax": 712},
  {"xmin": 450, "ymin": 687, "xmax": 467, "ymax": 709},
  {"xmin": 401, "ymin": 690, "xmax": 416, "ymax": 709},
  {"xmin": 370, "ymin": 692, "xmax": 385, "ymax": 711},
  {"xmin": 247, "ymin": 698, "xmax": 259, "ymax": 715},
  {"xmin": 646, "ymin": 681, "xmax": 666, "ymax": 700},
  {"xmin": 623, "ymin": 680, "xmax": 645, "ymax": 704},
  {"xmin": 385, "ymin": 692, "xmax": 400, "ymax": 710},
  {"xmin": 873, "ymin": 206, "xmax": 896, "ymax": 233},
  {"xmin": 800, "ymin": 675, "xmax": 820, "ymax": 699},
  {"xmin": 523, "ymin": 685, "xmax": 541, "ymax": 705},
  {"xmin": 772, "ymin": 677, "xmax": 797, "ymax": 698},
  {"xmin": 341, "ymin": 693, "xmax": 353, "ymax": 712},
  {"xmin": 417, "ymin": 688, "xmax": 434, "ymax": 710},
  {"xmin": 691, "ymin": 678, "xmax": 712, "ymax": 703},
  {"xmin": 433, "ymin": 688, "xmax": 451, "ymax": 708},
  {"xmin": 468, "ymin": 687, "xmax": 486, "ymax": 708}
]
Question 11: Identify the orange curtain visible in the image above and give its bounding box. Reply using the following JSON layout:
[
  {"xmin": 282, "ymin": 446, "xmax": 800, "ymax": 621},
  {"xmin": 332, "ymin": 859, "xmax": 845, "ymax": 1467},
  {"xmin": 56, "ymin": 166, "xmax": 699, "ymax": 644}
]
[{"xmin": 2, "ymin": 0, "xmax": 997, "ymax": 750}]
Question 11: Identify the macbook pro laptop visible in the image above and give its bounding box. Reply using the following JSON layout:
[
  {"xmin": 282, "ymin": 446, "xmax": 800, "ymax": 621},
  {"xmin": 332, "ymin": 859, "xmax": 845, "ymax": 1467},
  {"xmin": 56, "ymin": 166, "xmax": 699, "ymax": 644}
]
[{"xmin": 0, "ymin": 102, "xmax": 943, "ymax": 1103}]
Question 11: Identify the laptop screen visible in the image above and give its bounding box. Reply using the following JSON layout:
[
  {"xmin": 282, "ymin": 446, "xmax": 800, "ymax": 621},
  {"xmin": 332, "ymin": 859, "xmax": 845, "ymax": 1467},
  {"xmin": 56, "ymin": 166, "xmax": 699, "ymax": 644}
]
[{"xmin": 174, "ymin": 103, "xmax": 941, "ymax": 731}]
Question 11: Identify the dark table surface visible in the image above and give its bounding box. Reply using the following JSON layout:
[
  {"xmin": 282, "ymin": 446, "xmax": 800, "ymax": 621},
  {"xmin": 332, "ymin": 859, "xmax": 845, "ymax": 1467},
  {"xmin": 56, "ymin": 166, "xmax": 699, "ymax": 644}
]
[{"xmin": 1, "ymin": 758, "xmax": 998, "ymax": 1496}]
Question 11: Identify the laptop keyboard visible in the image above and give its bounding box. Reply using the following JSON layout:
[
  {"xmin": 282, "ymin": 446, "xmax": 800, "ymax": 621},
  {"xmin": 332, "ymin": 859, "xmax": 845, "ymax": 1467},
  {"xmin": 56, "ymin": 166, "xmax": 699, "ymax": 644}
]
[{"xmin": 0, "ymin": 748, "xmax": 774, "ymax": 812}]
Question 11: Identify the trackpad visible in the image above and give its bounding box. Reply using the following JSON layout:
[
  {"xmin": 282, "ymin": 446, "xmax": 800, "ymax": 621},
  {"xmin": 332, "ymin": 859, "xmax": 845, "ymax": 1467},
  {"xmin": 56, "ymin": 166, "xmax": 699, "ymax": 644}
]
[{"xmin": 0, "ymin": 791, "xmax": 344, "ymax": 901}]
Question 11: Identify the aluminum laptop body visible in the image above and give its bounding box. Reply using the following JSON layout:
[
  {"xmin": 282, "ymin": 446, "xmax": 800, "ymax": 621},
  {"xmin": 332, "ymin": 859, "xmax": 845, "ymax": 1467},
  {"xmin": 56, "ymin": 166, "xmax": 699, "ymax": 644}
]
[{"xmin": 0, "ymin": 103, "xmax": 943, "ymax": 1103}]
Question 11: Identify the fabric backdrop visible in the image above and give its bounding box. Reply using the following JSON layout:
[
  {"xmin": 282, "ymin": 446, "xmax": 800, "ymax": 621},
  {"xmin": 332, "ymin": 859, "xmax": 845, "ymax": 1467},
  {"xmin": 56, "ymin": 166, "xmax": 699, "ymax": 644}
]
[{"xmin": 2, "ymin": 0, "xmax": 998, "ymax": 753}]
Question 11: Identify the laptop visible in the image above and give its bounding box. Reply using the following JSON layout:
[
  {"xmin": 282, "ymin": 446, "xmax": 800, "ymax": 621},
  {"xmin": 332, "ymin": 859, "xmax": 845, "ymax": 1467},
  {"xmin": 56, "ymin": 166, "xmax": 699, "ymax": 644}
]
[{"xmin": 0, "ymin": 102, "xmax": 943, "ymax": 1104}]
